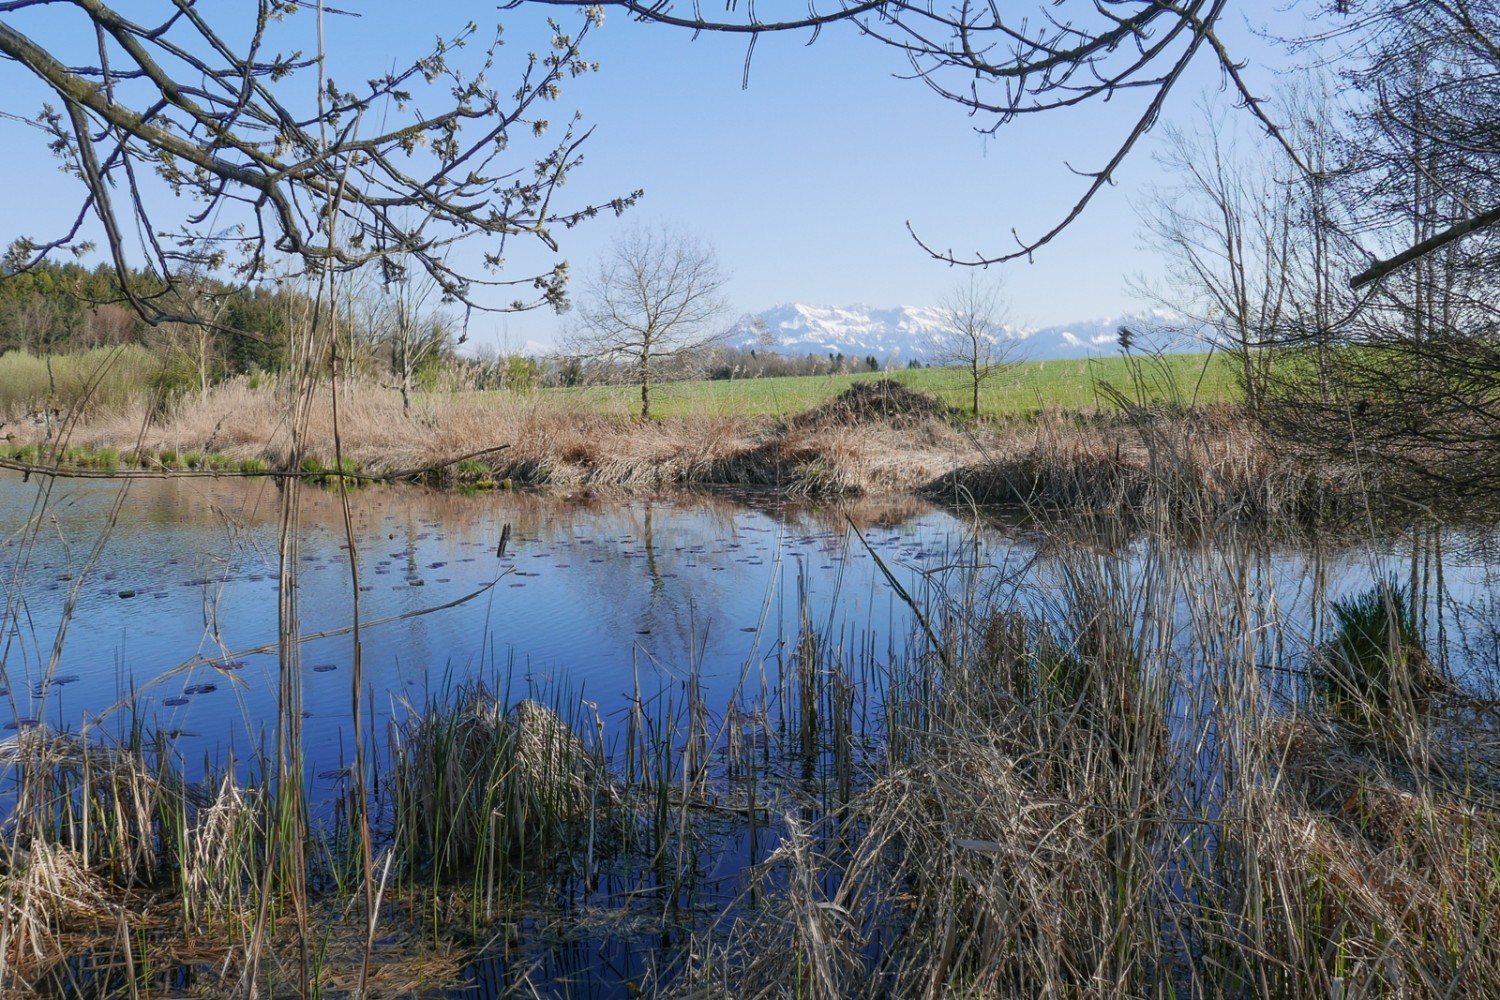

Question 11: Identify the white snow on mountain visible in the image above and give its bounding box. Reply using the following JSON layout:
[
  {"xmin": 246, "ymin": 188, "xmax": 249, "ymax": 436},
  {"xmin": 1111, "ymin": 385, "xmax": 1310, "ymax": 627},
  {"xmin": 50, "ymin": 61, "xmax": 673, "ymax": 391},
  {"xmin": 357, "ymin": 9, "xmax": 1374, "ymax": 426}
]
[{"xmin": 723, "ymin": 304, "xmax": 1191, "ymax": 363}]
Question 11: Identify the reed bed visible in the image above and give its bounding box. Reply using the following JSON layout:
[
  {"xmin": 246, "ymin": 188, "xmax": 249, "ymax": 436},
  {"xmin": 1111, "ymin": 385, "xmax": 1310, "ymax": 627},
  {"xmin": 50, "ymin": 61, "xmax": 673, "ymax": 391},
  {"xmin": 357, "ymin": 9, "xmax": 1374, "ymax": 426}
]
[
  {"xmin": 670, "ymin": 521, "xmax": 1500, "ymax": 999},
  {"xmin": 931, "ymin": 404, "xmax": 1362, "ymax": 529},
  {"xmin": 11, "ymin": 375, "xmax": 1363, "ymax": 525},
  {"xmin": 0, "ymin": 347, "xmax": 159, "ymax": 423},
  {"xmin": 2, "ymin": 517, "xmax": 1498, "ymax": 995}
]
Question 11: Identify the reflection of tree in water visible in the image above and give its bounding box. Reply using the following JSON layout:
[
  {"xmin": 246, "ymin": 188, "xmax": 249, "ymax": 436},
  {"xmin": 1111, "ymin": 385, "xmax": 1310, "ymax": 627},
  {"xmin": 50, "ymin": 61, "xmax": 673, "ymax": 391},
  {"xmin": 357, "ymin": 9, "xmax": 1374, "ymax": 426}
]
[{"xmin": 587, "ymin": 499, "xmax": 727, "ymax": 669}]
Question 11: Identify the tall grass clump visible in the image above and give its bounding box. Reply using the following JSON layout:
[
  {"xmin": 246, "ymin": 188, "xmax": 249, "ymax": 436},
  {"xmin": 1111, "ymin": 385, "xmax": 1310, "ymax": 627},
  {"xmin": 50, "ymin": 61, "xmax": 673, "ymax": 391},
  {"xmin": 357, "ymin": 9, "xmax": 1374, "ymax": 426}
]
[
  {"xmin": 387, "ymin": 685, "xmax": 616, "ymax": 904},
  {"xmin": 0, "ymin": 728, "xmax": 263, "ymax": 986},
  {"xmin": 0, "ymin": 346, "xmax": 159, "ymax": 421},
  {"xmin": 1313, "ymin": 579, "xmax": 1448, "ymax": 726}
]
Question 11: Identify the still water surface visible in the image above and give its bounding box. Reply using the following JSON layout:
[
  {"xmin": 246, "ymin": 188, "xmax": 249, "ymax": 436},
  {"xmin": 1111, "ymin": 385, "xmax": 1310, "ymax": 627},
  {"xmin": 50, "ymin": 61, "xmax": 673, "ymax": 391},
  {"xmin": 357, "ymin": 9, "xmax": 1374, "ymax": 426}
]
[
  {"xmin": 1, "ymin": 474, "xmax": 1007, "ymax": 783},
  {"xmin": 4, "ymin": 471, "xmax": 1498, "ymax": 789},
  {"xmin": 8, "ymin": 472, "xmax": 1500, "ymax": 996}
]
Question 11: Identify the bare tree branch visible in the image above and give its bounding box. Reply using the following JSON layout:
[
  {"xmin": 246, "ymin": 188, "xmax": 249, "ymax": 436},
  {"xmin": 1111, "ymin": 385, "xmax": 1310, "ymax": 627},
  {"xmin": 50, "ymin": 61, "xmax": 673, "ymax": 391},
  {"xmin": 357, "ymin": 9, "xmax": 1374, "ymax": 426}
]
[{"xmin": 0, "ymin": 2, "xmax": 640, "ymax": 328}]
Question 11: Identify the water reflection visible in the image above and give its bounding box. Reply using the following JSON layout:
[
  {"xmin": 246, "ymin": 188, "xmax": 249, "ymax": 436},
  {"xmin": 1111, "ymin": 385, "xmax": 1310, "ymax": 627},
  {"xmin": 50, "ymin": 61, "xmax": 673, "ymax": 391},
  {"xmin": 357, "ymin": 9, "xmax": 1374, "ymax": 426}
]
[
  {"xmin": 2, "ymin": 471, "xmax": 1498, "ymax": 791},
  {"xmin": 0, "ymin": 474, "xmax": 992, "ymax": 785}
]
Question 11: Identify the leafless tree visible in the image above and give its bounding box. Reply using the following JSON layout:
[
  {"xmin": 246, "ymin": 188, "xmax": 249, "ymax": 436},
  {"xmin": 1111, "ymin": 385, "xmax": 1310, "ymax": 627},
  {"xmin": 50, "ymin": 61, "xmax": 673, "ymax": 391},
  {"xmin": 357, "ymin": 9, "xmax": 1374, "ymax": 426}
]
[
  {"xmin": 926, "ymin": 276, "xmax": 1020, "ymax": 416},
  {"xmin": 367, "ymin": 257, "xmax": 456, "ymax": 416},
  {"xmin": 0, "ymin": 2, "xmax": 638, "ymax": 328},
  {"xmin": 562, "ymin": 227, "xmax": 730, "ymax": 420},
  {"xmin": 1253, "ymin": 11, "xmax": 1500, "ymax": 500},
  {"xmin": 1134, "ymin": 107, "xmax": 1312, "ymax": 413}
]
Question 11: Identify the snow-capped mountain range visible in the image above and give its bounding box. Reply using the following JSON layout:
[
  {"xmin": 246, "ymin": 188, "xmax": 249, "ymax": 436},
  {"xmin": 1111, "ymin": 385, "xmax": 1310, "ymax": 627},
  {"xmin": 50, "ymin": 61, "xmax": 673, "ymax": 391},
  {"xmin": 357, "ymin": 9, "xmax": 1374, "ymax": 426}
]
[{"xmin": 722, "ymin": 303, "xmax": 1193, "ymax": 363}]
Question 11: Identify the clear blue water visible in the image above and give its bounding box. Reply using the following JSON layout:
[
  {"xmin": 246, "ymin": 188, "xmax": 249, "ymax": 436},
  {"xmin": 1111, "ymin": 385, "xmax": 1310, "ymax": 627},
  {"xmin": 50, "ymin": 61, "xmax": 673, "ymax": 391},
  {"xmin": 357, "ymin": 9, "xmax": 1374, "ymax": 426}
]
[
  {"xmin": 5, "ymin": 472, "xmax": 1499, "ymax": 794},
  {"xmin": 0, "ymin": 473, "xmax": 1014, "ymax": 788}
]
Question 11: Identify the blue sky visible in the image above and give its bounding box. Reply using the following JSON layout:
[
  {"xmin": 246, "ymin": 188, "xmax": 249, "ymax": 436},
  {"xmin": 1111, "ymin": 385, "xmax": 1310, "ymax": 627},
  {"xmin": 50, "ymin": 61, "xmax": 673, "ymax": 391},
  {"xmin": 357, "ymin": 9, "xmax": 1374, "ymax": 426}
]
[{"xmin": 0, "ymin": 3, "xmax": 1312, "ymax": 353}]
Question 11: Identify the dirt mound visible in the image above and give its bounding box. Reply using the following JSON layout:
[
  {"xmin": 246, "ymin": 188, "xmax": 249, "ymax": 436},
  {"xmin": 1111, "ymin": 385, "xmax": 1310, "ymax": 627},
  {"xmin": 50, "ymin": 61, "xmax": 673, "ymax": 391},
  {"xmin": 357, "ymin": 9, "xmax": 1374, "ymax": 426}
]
[{"xmin": 788, "ymin": 379, "xmax": 952, "ymax": 429}]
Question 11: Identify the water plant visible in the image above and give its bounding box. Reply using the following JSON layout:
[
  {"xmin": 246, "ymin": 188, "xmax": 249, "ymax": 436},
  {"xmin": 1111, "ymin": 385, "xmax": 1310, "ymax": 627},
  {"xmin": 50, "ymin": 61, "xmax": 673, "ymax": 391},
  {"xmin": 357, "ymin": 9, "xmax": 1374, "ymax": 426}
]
[
  {"xmin": 1314, "ymin": 579, "xmax": 1446, "ymax": 726},
  {"xmin": 293, "ymin": 454, "xmax": 361, "ymax": 488},
  {"xmin": 453, "ymin": 458, "xmax": 491, "ymax": 481}
]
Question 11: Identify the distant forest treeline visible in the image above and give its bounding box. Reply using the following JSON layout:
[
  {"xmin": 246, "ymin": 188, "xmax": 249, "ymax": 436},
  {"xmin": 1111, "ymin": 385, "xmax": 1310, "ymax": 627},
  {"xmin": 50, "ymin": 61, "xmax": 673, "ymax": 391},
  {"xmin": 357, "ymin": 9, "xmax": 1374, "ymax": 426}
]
[
  {"xmin": 0, "ymin": 261, "xmax": 291, "ymax": 374},
  {"xmin": 1, "ymin": 262, "xmax": 921, "ymax": 399}
]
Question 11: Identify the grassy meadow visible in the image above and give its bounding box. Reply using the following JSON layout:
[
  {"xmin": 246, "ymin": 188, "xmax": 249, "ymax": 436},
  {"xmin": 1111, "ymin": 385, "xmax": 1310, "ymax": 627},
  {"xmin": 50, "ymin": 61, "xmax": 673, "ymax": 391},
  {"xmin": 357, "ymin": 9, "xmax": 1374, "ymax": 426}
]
[
  {"xmin": 542, "ymin": 350, "xmax": 1239, "ymax": 419},
  {"xmin": 0, "ymin": 345, "xmax": 1238, "ymax": 429}
]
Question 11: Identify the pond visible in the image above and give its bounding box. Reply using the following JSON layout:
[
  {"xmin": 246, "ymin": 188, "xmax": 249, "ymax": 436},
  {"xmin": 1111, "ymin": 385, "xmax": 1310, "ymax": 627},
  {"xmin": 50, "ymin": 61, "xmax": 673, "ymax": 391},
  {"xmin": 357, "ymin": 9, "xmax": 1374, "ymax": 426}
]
[
  {"xmin": 4, "ymin": 469, "xmax": 1500, "ymax": 997},
  {"xmin": 0, "ymin": 474, "xmax": 1035, "ymax": 788}
]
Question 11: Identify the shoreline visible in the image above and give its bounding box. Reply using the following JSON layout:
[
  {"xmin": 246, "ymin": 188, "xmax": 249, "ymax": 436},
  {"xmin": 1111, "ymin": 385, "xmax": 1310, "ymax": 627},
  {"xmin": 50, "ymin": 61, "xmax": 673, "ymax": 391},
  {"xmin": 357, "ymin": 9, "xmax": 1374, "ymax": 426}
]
[{"xmin": 3, "ymin": 377, "xmax": 1366, "ymax": 526}]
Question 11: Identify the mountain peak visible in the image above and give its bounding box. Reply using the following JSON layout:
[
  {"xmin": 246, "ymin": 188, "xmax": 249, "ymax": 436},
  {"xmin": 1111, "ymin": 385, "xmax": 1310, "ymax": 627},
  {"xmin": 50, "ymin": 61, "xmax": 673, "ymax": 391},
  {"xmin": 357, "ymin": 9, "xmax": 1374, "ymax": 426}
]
[{"xmin": 725, "ymin": 303, "xmax": 1183, "ymax": 362}]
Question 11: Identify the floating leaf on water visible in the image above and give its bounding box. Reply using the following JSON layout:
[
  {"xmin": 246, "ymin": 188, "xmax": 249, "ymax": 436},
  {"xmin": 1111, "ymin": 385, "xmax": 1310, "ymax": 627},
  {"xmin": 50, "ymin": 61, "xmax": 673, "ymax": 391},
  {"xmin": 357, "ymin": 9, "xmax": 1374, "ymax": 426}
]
[
  {"xmin": 4, "ymin": 719, "xmax": 39, "ymax": 731},
  {"xmin": 317, "ymin": 769, "xmax": 348, "ymax": 781},
  {"xmin": 184, "ymin": 683, "xmax": 218, "ymax": 695},
  {"xmin": 312, "ymin": 664, "xmax": 337, "ymax": 673},
  {"xmin": 118, "ymin": 590, "xmax": 137, "ymax": 599}
]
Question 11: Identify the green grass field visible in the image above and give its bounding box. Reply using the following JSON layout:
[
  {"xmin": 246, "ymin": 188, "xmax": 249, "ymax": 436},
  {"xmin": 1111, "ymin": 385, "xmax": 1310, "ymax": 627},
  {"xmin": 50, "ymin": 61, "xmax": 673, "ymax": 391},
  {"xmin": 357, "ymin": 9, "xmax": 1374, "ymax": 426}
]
[{"xmin": 539, "ymin": 351, "xmax": 1240, "ymax": 419}]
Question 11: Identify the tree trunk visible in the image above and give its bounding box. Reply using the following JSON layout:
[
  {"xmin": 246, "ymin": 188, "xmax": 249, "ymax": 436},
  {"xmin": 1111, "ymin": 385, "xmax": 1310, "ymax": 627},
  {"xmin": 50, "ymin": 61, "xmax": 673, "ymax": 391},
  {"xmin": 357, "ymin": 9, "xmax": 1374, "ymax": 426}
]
[{"xmin": 639, "ymin": 349, "xmax": 651, "ymax": 421}]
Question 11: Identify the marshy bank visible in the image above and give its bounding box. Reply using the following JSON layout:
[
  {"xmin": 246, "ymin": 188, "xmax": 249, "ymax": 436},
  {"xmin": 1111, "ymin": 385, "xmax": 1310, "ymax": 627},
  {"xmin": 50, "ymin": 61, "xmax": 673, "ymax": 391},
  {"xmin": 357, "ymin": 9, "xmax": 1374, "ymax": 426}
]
[
  {"xmin": 3, "ymin": 469, "xmax": 1499, "ymax": 997},
  {"xmin": 4, "ymin": 375, "xmax": 1372, "ymax": 530}
]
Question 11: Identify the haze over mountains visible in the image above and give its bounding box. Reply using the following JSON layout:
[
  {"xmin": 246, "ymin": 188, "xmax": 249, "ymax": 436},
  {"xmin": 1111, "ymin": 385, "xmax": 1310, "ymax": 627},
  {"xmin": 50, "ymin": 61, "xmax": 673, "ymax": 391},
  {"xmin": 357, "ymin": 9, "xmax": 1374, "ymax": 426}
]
[{"xmin": 721, "ymin": 303, "xmax": 1192, "ymax": 363}]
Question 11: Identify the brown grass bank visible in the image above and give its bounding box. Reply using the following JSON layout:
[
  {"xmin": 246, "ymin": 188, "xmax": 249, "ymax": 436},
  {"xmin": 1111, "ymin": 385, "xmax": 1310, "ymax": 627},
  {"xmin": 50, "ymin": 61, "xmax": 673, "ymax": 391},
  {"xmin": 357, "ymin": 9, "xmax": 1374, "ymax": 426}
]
[{"xmin": 9, "ymin": 376, "xmax": 1360, "ymax": 522}]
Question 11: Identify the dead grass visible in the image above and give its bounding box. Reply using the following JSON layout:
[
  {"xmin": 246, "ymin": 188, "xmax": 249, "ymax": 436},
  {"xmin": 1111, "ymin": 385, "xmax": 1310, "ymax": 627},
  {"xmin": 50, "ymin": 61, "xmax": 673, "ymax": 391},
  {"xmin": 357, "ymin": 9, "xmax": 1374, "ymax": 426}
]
[
  {"xmin": 1239, "ymin": 714, "xmax": 1500, "ymax": 996},
  {"xmin": 670, "ymin": 523, "xmax": 1500, "ymax": 1000},
  {"xmin": 930, "ymin": 406, "xmax": 1361, "ymax": 527},
  {"xmin": 20, "ymin": 376, "xmax": 1369, "ymax": 524}
]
